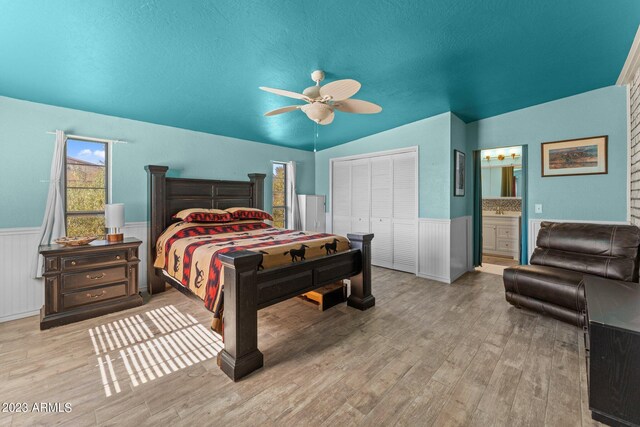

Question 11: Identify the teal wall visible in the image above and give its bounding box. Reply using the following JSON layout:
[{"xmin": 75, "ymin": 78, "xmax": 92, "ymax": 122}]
[
  {"xmin": 315, "ymin": 112, "xmax": 452, "ymax": 219},
  {"xmin": 450, "ymin": 113, "xmax": 472, "ymax": 218},
  {"xmin": 467, "ymin": 86, "xmax": 628, "ymax": 221},
  {"xmin": 0, "ymin": 96, "xmax": 315, "ymax": 228},
  {"xmin": 0, "ymin": 84, "xmax": 629, "ymax": 229}
]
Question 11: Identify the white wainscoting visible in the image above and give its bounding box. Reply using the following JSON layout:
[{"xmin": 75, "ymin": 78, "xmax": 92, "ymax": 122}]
[
  {"xmin": 450, "ymin": 216, "xmax": 472, "ymax": 282},
  {"xmin": 527, "ymin": 218, "xmax": 630, "ymax": 262},
  {"xmin": 417, "ymin": 216, "xmax": 472, "ymax": 284},
  {"xmin": 0, "ymin": 222, "xmax": 148, "ymax": 323}
]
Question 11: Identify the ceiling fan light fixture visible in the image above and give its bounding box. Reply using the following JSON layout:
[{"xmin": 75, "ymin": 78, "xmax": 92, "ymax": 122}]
[
  {"xmin": 301, "ymin": 102, "xmax": 332, "ymax": 123},
  {"xmin": 260, "ymin": 70, "xmax": 381, "ymax": 125}
]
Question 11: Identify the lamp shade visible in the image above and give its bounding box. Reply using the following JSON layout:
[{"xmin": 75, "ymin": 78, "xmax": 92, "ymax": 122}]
[{"xmin": 105, "ymin": 203, "xmax": 125, "ymax": 228}]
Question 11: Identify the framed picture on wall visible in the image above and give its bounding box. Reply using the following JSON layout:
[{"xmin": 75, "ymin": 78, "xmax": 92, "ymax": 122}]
[
  {"xmin": 541, "ymin": 136, "xmax": 608, "ymax": 177},
  {"xmin": 454, "ymin": 149, "xmax": 465, "ymax": 197}
]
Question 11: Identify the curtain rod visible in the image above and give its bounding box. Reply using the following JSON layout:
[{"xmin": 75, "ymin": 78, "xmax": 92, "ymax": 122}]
[{"xmin": 45, "ymin": 131, "xmax": 128, "ymax": 144}]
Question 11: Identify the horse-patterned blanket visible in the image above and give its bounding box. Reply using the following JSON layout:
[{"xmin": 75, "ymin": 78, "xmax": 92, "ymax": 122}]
[{"xmin": 154, "ymin": 220, "xmax": 350, "ymax": 332}]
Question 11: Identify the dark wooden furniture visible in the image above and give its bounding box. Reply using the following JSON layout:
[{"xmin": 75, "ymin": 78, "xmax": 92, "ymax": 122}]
[
  {"xmin": 39, "ymin": 238, "xmax": 143, "ymax": 330},
  {"xmin": 146, "ymin": 165, "xmax": 375, "ymax": 381},
  {"xmin": 584, "ymin": 275, "xmax": 640, "ymax": 427}
]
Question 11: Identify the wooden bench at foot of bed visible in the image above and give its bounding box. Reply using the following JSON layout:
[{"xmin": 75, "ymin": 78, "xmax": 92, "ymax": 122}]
[{"xmin": 218, "ymin": 232, "xmax": 374, "ymax": 381}]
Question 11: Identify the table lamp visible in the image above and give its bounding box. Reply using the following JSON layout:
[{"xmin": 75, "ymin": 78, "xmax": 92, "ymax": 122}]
[{"xmin": 105, "ymin": 203, "xmax": 124, "ymax": 242}]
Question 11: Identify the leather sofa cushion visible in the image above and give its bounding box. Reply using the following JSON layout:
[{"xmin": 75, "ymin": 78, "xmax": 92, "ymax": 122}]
[
  {"xmin": 503, "ymin": 264, "xmax": 585, "ymax": 312},
  {"xmin": 530, "ymin": 248, "xmax": 637, "ymax": 282},
  {"xmin": 535, "ymin": 222, "xmax": 640, "ymax": 282},
  {"xmin": 537, "ymin": 222, "xmax": 640, "ymax": 260}
]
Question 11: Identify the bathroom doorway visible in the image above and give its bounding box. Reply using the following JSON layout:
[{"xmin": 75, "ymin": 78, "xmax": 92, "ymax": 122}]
[{"xmin": 474, "ymin": 145, "xmax": 527, "ymax": 275}]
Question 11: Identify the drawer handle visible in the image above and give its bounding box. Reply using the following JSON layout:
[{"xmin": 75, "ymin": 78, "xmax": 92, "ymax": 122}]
[
  {"xmin": 86, "ymin": 290, "xmax": 107, "ymax": 299},
  {"xmin": 86, "ymin": 273, "xmax": 106, "ymax": 280},
  {"xmin": 116, "ymin": 255, "xmax": 121, "ymax": 260},
  {"xmin": 71, "ymin": 261, "xmax": 77, "ymax": 266}
]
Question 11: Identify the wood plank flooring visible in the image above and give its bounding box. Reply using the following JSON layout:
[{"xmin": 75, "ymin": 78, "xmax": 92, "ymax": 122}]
[{"xmin": 0, "ymin": 268, "xmax": 599, "ymax": 426}]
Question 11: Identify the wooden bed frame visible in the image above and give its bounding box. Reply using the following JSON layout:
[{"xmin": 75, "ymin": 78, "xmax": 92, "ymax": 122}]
[{"xmin": 145, "ymin": 165, "xmax": 375, "ymax": 381}]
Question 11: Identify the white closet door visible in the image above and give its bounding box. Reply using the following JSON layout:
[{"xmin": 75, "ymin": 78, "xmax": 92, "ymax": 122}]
[
  {"xmin": 371, "ymin": 217, "xmax": 393, "ymax": 268},
  {"xmin": 392, "ymin": 152, "xmax": 417, "ymax": 273},
  {"xmin": 371, "ymin": 157, "xmax": 393, "ymax": 218},
  {"xmin": 392, "ymin": 220, "xmax": 417, "ymax": 272},
  {"xmin": 350, "ymin": 159, "xmax": 370, "ymax": 233},
  {"xmin": 393, "ymin": 152, "xmax": 418, "ymax": 219},
  {"xmin": 332, "ymin": 161, "xmax": 351, "ymax": 236},
  {"xmin": 370, "ymin": 156, "xmax": 393, "ymax": 267}
]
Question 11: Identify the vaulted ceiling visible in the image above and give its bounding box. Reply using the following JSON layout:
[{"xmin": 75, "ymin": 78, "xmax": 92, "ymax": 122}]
[{"xmin": 1, "ymin": 1, "xmax": 638, "ymax": 151}]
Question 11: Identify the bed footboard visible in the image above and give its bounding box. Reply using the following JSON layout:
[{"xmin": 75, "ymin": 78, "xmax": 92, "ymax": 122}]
[
  {"xmin": 217, "ymin": 251, "xmax": 264, "ymax": 381},
  {"xmin": 218, "ymin": 232, "xmax": 374, "ymax": 381},
  {"xmin": 347, "ymin": 233, "xmax": 376, "ymax": 310}
]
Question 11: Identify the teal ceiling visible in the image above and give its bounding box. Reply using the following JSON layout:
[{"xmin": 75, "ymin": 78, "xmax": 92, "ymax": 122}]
[{"xmin": 0, "ymin": 1, "xmax": 638, "ymax": 151}]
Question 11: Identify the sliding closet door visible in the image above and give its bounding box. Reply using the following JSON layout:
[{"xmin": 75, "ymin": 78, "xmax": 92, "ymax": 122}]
[
  {"xmin": 332, "ymin": 161, "xmax": 351, "ymax": 237},
  {"xmin": 392, "ymin": 152, "xmax": 418, "ymax": 273},
  {"xmin": 370, "ymin": 156, "xmax": 393, "ymax": 268},
  {"xmin": 350, "ymin": 159, "xmax": 371, "ymax": 233}
]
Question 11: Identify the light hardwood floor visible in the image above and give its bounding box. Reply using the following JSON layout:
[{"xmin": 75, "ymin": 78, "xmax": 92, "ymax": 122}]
[{"xmin": 0, "ymin": 268, "xmax": 599, "ymax": 426}]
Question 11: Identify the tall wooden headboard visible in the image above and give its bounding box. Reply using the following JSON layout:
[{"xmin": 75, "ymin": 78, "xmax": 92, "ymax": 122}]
[{"xmin": 145, "ymin": 165, "xmax": 266, "ymax": 294}]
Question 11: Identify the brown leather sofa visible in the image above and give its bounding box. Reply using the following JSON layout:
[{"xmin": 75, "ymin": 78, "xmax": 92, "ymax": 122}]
[{"xmin": 503, "ymin": 222, "xmax": 640, "ymax": 327}]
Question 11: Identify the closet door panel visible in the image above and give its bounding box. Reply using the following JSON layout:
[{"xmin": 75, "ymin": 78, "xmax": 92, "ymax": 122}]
[
  {"xmin": 350, "ymin": 159, "xmax": 370, "ymax": 234},
  {"xmin": 350, "ymin": 159, "xmax": 370, "ymax": 220},
  {"xmin": 393, "ymin": 153, "xmax": 417, "ymax": 219},
  {"xmin": 371, "ymin": 217, "xmax": 393, "ymax": 267},
  {"xmin": 370, "ymin": 157, "xmax": 393, "ymax": 219},
  {"xmin": 393, "ymin": 220, "xmax": 417, "ymax": 273},
  {"xmin": 332, "ymin": 161, "xmax": 351, "ymax": 235},
  {"xmin": 333, "ymin": 216, "xmax": 351, "ymax": 237},
  {"xmin": 332, "ymin": 161, "xmax": 351, "ymax": 217},
  {"xmin": 391, "ymin": 152, "xmax": 418, "ymax": 273}
]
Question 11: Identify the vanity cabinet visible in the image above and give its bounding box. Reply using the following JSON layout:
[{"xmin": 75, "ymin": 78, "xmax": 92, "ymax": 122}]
[{"xmin": 483, "ymin": 215, "xmax": 520, "ymax": 259}]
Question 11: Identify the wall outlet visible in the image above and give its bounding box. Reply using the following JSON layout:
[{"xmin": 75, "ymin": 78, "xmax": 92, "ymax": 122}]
[{"xmin": 535, "ymin": 204, "xmax": 543, "ymax": 214}]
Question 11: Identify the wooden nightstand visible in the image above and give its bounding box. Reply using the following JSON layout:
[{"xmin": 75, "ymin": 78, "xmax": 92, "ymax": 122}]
[{"xmin": 39, "ymin": 237, "xmax": 144, "ymax": 330}]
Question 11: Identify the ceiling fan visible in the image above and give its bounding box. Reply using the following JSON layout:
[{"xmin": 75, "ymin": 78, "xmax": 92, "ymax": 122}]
[{"xmin": 260, "ymin": 70, "xmax": 382, "ymax": 125}]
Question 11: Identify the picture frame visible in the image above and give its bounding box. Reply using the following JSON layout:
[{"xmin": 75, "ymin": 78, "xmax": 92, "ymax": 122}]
[
  {"xmin": 541, "ymin": 136, "xmax": 608, "ymax": 177},
  {"xmin": 454, "ymin": 149, "xmax": 465, "ymax": 197}
]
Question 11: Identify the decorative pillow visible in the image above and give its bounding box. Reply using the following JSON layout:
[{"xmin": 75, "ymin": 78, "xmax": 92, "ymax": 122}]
[
  {"xmin": 173, "ymin": 208, "xmax": 233, "ymax": 223},
  {"xmin": 225, "ymin": 207, "xmax": 273, "ymax": 221}
]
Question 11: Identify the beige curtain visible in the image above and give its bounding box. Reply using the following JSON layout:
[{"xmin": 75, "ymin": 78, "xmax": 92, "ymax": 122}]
[
  {"xmin": 501, "ymin": 166, "xmax": 514, "ymax": 197},
  {"xmin": 33, "ymin": 130, "xmax": 66, "ymax": 278}
]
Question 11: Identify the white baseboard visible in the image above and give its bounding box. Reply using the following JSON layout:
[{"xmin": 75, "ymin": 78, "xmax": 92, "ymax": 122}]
[{"xmin": 0, "ymin": 221, "xmax": 149, "ymax": 324}]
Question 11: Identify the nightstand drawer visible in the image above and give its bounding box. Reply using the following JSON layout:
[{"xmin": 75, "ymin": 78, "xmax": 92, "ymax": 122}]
[
  {"xmin": 62, "ymin": 266, "xmax": 127, "ymax": 292},
  {"xmin": 62, "ymin": 251, "xmax": 127, "ymax": 270},
  {"xmin": 63, "ymin": 283, "xmax": 128, "ymax": 309}
]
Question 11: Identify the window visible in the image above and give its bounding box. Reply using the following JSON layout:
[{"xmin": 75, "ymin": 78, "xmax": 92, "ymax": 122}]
[
  {"xmin": 272, "ymin": 162, "xmax": 287, "ymax": 228},
  {"xmin": 65, "ymin": 139, "xmax": 109, "ymax": 237}
]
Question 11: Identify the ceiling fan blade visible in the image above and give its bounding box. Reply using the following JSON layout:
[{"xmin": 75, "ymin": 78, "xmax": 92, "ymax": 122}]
[
  {"xmin": 318, "ymin": 110, "xmax": 335, "ymax": 125},
  {"xmin": 334, "ymin": 99, "xmax": 382, "ymax": 114},
  {"xmin": 259, "ymin": 86, "xmax": 311, "ymax": 102},
  {"xmin": 264, "ymin": 105, "xmax": 301, "ymax": 116},
  {"xmin": 319, "ymin": 79, "xmax": 361, "ymax": 101}
]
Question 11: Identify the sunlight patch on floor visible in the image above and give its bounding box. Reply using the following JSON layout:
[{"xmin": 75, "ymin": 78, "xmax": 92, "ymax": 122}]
[
  {"xmin": 89, "ymin": 305, "xmax": 222, "ymax": 397},
  {"xmin": 475, "ymin": 263, "xmax": 508, "ymax": 276}
]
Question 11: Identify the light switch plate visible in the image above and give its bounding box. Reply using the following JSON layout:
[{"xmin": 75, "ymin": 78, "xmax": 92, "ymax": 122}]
[{"xmin": 535, "ymin": 204, "xmax": 543, "ymax": 213}]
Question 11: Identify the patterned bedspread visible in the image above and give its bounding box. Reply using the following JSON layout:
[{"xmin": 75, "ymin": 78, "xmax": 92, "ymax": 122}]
[{"xmin": 154, "ymin": 220, "xmax": 350, "ymax": 332}]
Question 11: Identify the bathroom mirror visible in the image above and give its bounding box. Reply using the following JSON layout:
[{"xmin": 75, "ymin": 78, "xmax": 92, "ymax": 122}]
[
  {"xmin": 480, "ymin": 146, "xmax": 523, "ymax": 199},
  {"xmin": 481, "ymin": 165, "xmax": 522, "ymax": 198}
]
